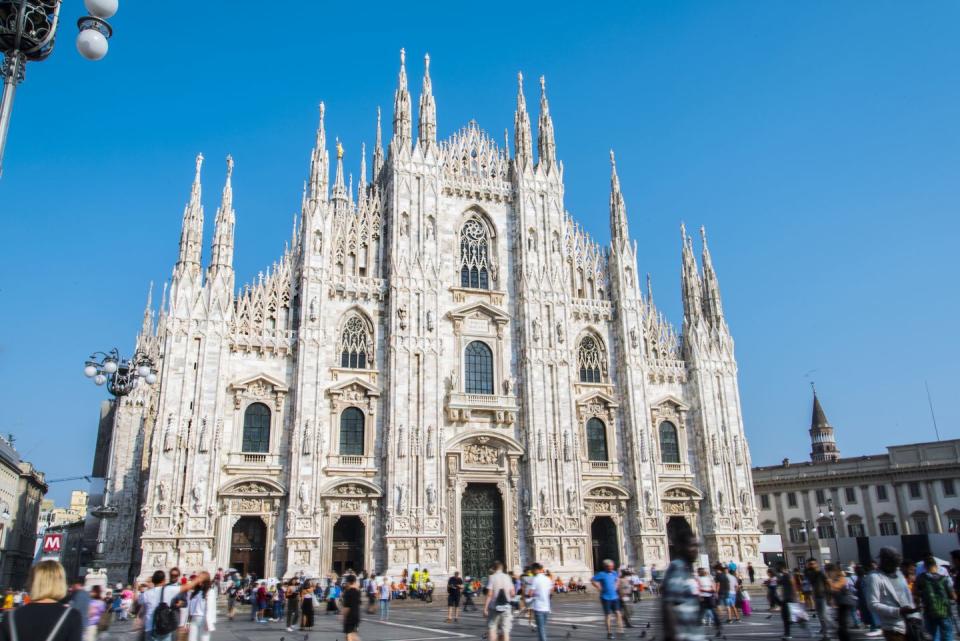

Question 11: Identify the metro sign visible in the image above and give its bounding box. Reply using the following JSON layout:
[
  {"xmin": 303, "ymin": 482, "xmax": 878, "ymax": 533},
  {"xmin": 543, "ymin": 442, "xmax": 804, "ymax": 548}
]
[{"xmin": 42, "ymin": 533, "xmax": 62, "ymax": 555}]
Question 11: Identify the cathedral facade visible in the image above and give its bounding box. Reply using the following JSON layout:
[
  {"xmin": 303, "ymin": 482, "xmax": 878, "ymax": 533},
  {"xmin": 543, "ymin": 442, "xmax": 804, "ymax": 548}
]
[{"xmin": 94, "ymin": 51, "xmax": 761, "ymax": 583}]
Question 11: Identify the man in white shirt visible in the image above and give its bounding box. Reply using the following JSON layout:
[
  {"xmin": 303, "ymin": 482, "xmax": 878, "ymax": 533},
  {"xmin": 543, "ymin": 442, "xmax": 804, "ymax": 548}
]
[
  {"xmin": 526, "ymin": 563, "xmax": 552, "ymax": 641},
  {"xmin": 484, "ymin": 561, "xmax": 516, "ymax": 641},
  {"xmin": 140, "ymin": 569, "xmax": 202, "ymax": 641}
]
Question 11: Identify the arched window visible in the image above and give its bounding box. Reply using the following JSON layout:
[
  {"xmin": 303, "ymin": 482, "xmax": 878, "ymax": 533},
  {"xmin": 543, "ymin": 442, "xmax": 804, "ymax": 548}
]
[
  {"xmin": 242, "ymin": 403, "xmax": 271, "ymax": 453},
  {"xmin": 339, "ymin": 407, "xmax": 365, "ymax": 456},
  {"xmin": 340, "ymin": 315, "xmax": 373, "ymax": 369},
  {"xmin": 459, "ymin": 217, "xmax": 491, "ymax": 289},
  {"xmin": 578, "ymin": 335, "xmax": 605, "ymax": 383},
  {"xmin": 659, "ymin": 421, "xmax": 680, "ymax": 464},
  {"xmin": 465, "ymin": 341, "xmax": 494, "ymax": 394},
  {"xmin": 586, "ymin": 417, "xmax": 608, "ymax": 461}
]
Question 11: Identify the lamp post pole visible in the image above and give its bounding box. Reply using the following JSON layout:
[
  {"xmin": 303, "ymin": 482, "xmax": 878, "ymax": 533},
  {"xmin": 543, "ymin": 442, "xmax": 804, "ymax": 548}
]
[
  {"xmin": 802, "ymin": 519, "xmax": 815, "ymax": 562},
  {"xmin": 818, "ymin": 498, "xmax": 845, "ymax": 564}
]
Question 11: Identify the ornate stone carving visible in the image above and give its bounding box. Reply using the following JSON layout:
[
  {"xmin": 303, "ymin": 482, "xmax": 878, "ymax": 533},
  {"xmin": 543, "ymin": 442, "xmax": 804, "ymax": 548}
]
[{"xmin": 463, "ymin": 442, "xmax": 500, "ymax": 466}]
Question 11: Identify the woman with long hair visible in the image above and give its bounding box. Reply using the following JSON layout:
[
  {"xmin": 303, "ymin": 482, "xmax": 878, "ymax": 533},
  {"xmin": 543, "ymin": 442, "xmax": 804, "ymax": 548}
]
[
  {"xmin": 186, "ymin": 572, "xmax": 215, "ymax": 641},
  {"xmin": 86, "ymin": 585, "xmax": 107, "ymax": 641},
  {"xmin": 0, "ymin": 560, "xmax": 83, "ymax": 641},
  {"xmin": 300, "ymin": 582, "xmax": 315, "ymax": 630}
]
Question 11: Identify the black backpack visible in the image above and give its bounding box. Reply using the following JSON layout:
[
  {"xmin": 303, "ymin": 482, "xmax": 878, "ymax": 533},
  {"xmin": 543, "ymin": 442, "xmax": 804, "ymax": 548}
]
[{"xmin": 152, "ymin": 587, "xmax": 180, "ymax": 636}]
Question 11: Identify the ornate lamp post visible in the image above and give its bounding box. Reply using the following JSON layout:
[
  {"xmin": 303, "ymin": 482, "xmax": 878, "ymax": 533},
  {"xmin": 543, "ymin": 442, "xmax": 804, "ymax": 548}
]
[
  {"xmin": 83, "ymin": 347, "xmax": 156, "ymax": 397},
  {"xmin": 801, "ymin": 518, "xmax": 815, "ymax": 562},
  {"xmin": 818, "ymin": 498, "xmax": 845, "ymax": 564},
  {"xmin": 0, "ymin": 0, "xmax": 118, "ymax": 176}
]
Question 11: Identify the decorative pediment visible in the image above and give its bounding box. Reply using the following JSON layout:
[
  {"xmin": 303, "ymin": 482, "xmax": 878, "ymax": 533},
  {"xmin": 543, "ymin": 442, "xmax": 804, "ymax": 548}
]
[
  {"xmin": 584, "ymin": 483, "xmax": 630, "ymax": 500},
  {"xmin": 319, "ymin": 479, "xmax": 382, "ymax": 498},
  {"xmin": 446, "ymin": 431, "xmax": 525, "ymax": 456},
  {"xmin": 228, "ymin": 374, "xmax": 289, "ymax": 410},
  {"xmin": 576, "ymin": 390, "xmax": 619, "ymax": 421},
  {"xmin": 219, "ymin": 478, "xmax": 286, "ymax": 497},
  {"xmin": 447, "ymin": 301, "xmax": 510, "ymax": 336},
  {"xmin": 650, "ymin": 394, "xmax": 689, "ymax": 412},
  {"xmin": 661, "ymin": 484, "xmax": 704, "ymax": 501},
  {"xmin": 327, "ymin": 377, "xmax": 381, "ymax": 401}
]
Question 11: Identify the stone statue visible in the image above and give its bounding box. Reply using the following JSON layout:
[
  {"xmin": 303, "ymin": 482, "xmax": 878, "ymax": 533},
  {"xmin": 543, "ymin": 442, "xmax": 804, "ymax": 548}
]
[
  {"xmin": 537, "ymin": 431, "xmax": 545, "ymax": 461},
  {"xmin": 629, "ymin": 326, "xmax": 638, "ymax": 349},
  {"xmin": 298, "ymin": 481, "xmax": 309, "ymax": 513},
  {"xmin": 539, "ymin": 489, "xmax": 548, "ymax": 515},
  {"xmin": 397, "ymin": 306, "xmax": 408, "ymax": 330},
  {"xmin": 426, "ymin": 310, "xmax": 435, "ymax": 332},
  {"xmin": 397, "ymin": 426, "xmax": 406, "ymax": 458},
  {"xmin": 555, "ymin": 322, "xmax": 565, "ymax": 344},
  {"xmin": 566, "ymin": 487, "xmax": 575, "ymax": 515},
  {"xmin": 302, "ymin": 420, "xmax": 312, "ymax": 455},
  {"xmin": 426, "ymin": 485, "xmax": 437, "ymax": 515},
  {"xmin": 197, "ymin": 418, "xmax": 209, "ymax": 453},
  {"xmin": 532, "ymin": 318, "xmax": 541, "ymax": 342},
  {"xmin": 162, "ymin": 416, "xmax": 175, "ymax": 452},
  {"xmin": 562, "ymin": 430, "xmax": 572, "ymax": 462},
  {"xmin": 191, "ymin": 486, "xmax": 203, "ymax": 513},
  {"xmin": 397, "ymin": 485, "xmax": 407, "ymax": 514},
  {"xmin": 309, "ymin": 297, "xmax": 318, "ymax": 321}
]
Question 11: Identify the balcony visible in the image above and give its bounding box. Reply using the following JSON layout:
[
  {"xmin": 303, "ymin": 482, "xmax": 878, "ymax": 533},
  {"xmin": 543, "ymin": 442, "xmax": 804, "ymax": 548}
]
[
  {"xmin": 224, "ymin": 452, "xmax": 283, "ymax": 475},
  {"xmin": 584, "ymin": 460, "xmax": 621, "ymax": 476},
  {"xmin": 324, "ymin": 454, "xmax": 376, "ymax": 476},
  {"xmin": 446, "ymin": 392, "xmax": 518, "ymax": 426}
]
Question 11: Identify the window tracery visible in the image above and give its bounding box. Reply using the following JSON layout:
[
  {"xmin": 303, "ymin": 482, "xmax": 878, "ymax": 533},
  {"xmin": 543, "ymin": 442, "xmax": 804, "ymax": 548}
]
[
  {"xmin": 577, "ymin": 335, "xmax": 606, "ymax": 383},
  {"xmin": 339, "ymin": 315, "xmax": 373, "ymax": 369},
  {"xmin": 459, "ymin": 218, "xmax": 491, "ymax": 289}
]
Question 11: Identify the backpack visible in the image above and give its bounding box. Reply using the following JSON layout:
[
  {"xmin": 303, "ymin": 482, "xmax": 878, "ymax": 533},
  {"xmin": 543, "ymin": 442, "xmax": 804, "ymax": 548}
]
[
  {"xmin": 152, "ymin": 587, "xmax": 180, "ymax": 636},
  {"xmin": 923, "ymin": 574, "xmax": 951, "ymax": 619}
]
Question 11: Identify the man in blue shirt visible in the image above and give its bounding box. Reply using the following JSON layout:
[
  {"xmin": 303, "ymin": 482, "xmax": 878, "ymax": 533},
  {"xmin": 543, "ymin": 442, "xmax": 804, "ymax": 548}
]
[{"xmin": 592, "ymin": 559, "xmax": 623, "ymax": 640}]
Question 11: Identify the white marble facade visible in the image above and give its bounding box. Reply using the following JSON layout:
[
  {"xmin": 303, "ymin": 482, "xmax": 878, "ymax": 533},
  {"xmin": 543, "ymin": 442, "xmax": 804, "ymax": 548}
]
[{"xmin": 93, "ymin": 51, "xmax": 761, "ymax": 584}]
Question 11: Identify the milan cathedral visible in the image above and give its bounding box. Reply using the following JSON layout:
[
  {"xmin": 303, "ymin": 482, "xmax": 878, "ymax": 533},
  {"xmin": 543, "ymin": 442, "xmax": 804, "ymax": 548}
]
[{"xmin": 92, "ymin": 50, "xmax": 761, "ymax": 583}]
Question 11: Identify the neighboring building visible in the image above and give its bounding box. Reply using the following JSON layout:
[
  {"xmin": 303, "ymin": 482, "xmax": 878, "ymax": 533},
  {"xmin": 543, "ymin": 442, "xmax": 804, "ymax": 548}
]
[
  {"xmin": 754, "ymin": 391, "xmax": 960, "ymax": 568},
  {"xmin": 39, "ymin": 491, "xmax": 88, "ymax": 529},
  {"xmin": 88, "ymin": 52, "xmax": 762, "ymax": 584},
  {"xmin": 43, "ymin": 520, "xmax": 87, "ymax": 582},
  {"xmin": 0, "ymin": 436, "xmax": 48, "ymax": 588}
]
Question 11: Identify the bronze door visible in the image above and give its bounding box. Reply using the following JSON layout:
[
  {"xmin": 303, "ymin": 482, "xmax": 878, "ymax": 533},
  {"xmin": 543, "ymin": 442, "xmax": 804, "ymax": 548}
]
[
  {"xmin": 230, "ymin": 516, "xmax": 266, "ymax": 578},
  {"xmin": 460, "ymin": 484, "xmax": 504, "ymax": 579}
]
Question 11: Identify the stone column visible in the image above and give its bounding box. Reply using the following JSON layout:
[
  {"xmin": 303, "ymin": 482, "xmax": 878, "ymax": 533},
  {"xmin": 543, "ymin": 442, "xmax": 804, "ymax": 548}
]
[{"xmin": 926, "ymin": 481, "xmax": 944, "ymax": 533}]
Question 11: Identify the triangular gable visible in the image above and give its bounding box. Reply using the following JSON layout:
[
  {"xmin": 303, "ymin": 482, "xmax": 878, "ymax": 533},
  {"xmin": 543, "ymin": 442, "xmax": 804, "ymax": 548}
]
[
  {"xmin": 576, "ymin": 390, "xmax": 619, "ymax": 408},
  {"xmin": 650, "ymin": 394, "xmax": 689, "ymax": 412},
  {"xmin": 228, "ymin": 373, "xmax": 289, "ymax": 393},
  {"xmin": 447, "ymin": 301, "xmax": 510, "ymax": 324},
  {"xmin": 327, "ymin": 376, "xmax": 381, "ymax": 397}
]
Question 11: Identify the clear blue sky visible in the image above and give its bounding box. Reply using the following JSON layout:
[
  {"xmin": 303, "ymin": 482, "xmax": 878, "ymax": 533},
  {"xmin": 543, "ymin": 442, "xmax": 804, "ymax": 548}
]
[{"xmin": 3, "ymin": 2, "xmax": 958, "ymax": 504}]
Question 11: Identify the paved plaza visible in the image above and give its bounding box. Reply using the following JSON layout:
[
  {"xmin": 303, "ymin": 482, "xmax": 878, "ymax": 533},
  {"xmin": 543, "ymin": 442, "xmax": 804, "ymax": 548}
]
[{"xmin": 98, "ymin": 593, "xmax": 876, "ymax": 641}]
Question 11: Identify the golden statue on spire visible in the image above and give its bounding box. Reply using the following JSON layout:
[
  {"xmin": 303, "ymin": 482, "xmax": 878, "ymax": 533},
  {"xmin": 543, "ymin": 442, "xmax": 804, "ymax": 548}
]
[{"xmin": 336, "ymin": 138, "xmax": 344, "ymax": 160}]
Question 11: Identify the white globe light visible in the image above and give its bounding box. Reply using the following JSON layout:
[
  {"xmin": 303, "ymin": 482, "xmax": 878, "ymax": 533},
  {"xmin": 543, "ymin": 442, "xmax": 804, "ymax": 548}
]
[
  {"xmin": 145, "ymin": 373, "xmax": 158, "ymax": 385},
  {"xmin": 76, "ymin": 28, "xmax": 109, "ymax": 61},
  {"xmin": 84, "ymin": 0, "xmax": 118, "ymax": 19},
  {"xmin": 102, "ymin": 358, "xmax": 118, "ymax": 374},
  {"xmin": 137, "ymin": 365, "xmax": 150, "ymax": 377},
  {"xmin": 94, "ymin": 374, "xmax": 107, "ymax": 386},
  {"xmin": 84, "ymin": 364, "xmax": 98, "ymax": 378}
]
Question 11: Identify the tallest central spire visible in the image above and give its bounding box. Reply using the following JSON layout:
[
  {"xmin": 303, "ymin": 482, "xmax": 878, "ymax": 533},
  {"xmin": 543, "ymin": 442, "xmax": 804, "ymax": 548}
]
[
  {"xmin": 392, "ymin": 48, "xmax": 412, "ymax": 151},
  {"xmin": 514, "ymin": 72, "xmax": 533, "ymax": 168},
  {"xmin": 417, "ymin": 53, "xmax": 437, "ymax": 148}
]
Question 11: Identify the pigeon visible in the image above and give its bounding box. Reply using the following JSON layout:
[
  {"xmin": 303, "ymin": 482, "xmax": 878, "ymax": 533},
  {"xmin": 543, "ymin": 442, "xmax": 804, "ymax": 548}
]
[
  {"xmin": 572, "ymin": 624, "xmax": 579, "ymax": 630},
  {"xmin": 640, "ymin": 632, "xmax": 647, "ymax": 638},
  {"xmin": 646, "ymin": 622, "xmax": 652, "ymax": 629},
  {"xmin": 766, "ymin": 614, "xmax": 773, "ymax": 620}
]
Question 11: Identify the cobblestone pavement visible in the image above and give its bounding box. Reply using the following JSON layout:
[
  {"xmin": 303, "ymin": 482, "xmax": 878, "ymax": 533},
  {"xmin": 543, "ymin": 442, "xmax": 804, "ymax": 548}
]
[{"xmin": 99, "ymin": 594, "xmax": 875, "ymax": 641}]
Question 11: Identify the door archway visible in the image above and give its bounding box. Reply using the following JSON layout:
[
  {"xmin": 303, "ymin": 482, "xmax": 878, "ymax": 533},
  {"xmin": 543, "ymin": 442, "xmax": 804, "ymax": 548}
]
[
  {"xmin": 460, "ymin": 484, "xmax": 504, "ymax": 579},
  {"xmin": 230, "ymin": 516, "xmax": 266, "ymax": 578},
  {"xmin": 591, "ymin": 516, "xmax": 620, "ymax": 571},
  {"xmin": 667, "ymin": 516, "xmax": 694, "ymax": 561},
  {"xmin": 332, "ymin": 516, "xmax": 365, "ymax": 575}
]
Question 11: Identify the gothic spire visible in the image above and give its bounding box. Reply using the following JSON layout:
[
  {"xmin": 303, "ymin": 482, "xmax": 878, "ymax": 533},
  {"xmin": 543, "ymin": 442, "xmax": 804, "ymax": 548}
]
[
  {"xmin": 373, "ymin": 106, "xmax": 384, "ymax": 178},
  {"xmin": 309, "ymin": 102, "xmax": 328, "ymax": 203},
  {"xmin": 609, "ymin": 149, "xmax": 629, "ymax": 244},
  {"xmin": 514, "ymin": 72, "xmax": 533, "ymax": 168},
  {"xmin": 209, "ymin": 155, "xmax": 236, "ymax": 277},
  {"xmin": 359, "ymin": 142, "xmax": 367, "ymax": 196},
  {"xmin": 417, "ymin": 53, "xmax": 437, "ymax": 148},
  {"xmin": 809, "ymin": 385, "xmax": 840, "ymax": 462},
  {"xmin": 174, "ymin": 153, "xmax": 204, "ymax": 279},
  {"xmin": 537, "ymin": 76, "xmax": 556, "ymax": 170},
  {"xmin": 331, "ymin": 137, "xmax": 348, "ymax": 207},
  {"xmin": 392, "ymin": 48, "xmax": 412, "ymax": 151},
  {"xmin": 680, "ymin": 223, "xmax": 703, "ymax": 322},
  {"xmin": 646, "ymin": 273, "xmax": 654, "ymax": 306},
  {"xmin": 140, "ymin": 281, "xmax": 154, "ymax": 337},
  {"xmin": 700, "ymin": 226, "xmax": 725, "ymax": 326}
]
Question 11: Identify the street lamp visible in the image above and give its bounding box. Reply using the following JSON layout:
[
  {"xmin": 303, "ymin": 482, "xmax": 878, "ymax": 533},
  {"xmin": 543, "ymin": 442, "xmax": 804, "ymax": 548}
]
[
  {"xmin": 818, "ymin": 498, "xmax": 845, "ymax": 564},
  {"xmin": 83, "ymin": 348, "xmax": 156, "ymax": 397},
  {"xmin": 0, "ymin": 0, "xmax": 118, "ymax": 176},
  {"xmin": 801, "ymin": 519, "xmax": 815, "ymax": 562}
]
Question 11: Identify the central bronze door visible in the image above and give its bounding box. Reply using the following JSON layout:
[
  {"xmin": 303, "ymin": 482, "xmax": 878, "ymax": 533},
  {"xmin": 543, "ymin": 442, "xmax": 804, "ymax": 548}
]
[
  {"xmin": 230, "ymin": 516, "xmax": 266, "ymax": 578},
  {"xmin": 460, "ymin": 483, "xmax": 504, "ymax": 579}
]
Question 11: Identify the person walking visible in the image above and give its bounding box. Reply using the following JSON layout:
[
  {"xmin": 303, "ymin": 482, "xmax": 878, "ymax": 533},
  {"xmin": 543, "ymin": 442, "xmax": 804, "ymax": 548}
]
[
  {"xmin": 591, "ymin": 559, "xmax": 623, "ymax": 640},
  {"xmin": 697, "ymin": 567, "xmax": 721, "ymax": 636},
  {"xmin": 776, "ymin": 560, "xmax": 809, "ymax": 640},
  {"xmin": 914, "ymin": 556, "xmax": 954, "ymax": 641},
  {"xmin": 340, "ymin": 575, "xmax": 362, "ymax": 641},
  {"xmin": 364, "ymin": 573, "xmax": 378, "ymax": 615},
  {"xmin": 285, "ymin": 580, "xmax": 301, "ymax": 631},
  {"xmin": 856, "ymin": 563, "xmax": 882, "ymax": 637},
  {"xmin": 618, "ymin": 569, "xmax": 635, "ymax": 628},
  {"xmin": 527, "ymin": 563, "xmax": 552, "ymax": 641},
  {"xmin": 139, "ymin": 569, "xmax": 203, "ymax": 641},
  {"xmin": 484, "ymin": 561, "xmax": 516, "ymax": 641},
  {"xmin": 377, "ymin": 577, "xmax": 391, "ymax": 621},
  {"xmin": 68, "ymin": 581, "xmax": 91, "ymax": 632},
  {"xmin": 0, "ymin": 561, "xmax": 83, "ymax": 641},
  {"xmin": 300, "ymin": 582, "xmax": 315, "ymax": 631},
  {"xmin": 868, "ymin": 547, "xmax": 921, "ymax": 641},
  {"xmin": 186, "ymin": 572, "xmax": 216, "ymax": 641},
  {"xmin": 828, "ymin": 564, "xmax": 855, "ymax": 641},
  {"xmin": 86, "ymin": 586, "xmax": 107, "ymax": 641},
  {"xmin": 748, "ymin": 563, "xmax": 756, "ymax": 585},
  {"xmin": 804, "ymin": 559, "xmax": 830, "ymax": 640},
  {"xmin": 446, "ymin": 571, "xmax": 464, "ymax": 623},
  {"xmin": 715, "ymin": 564, "xmax": 740, "ymax": 624},
  {"xmin": 661, "ymin": 530, "xmax": 703, "ymax": 641}
]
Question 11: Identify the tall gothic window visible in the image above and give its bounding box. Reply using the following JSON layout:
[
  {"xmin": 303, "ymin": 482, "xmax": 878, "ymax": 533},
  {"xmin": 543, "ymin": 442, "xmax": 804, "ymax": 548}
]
[
  {"xmin": 586, "ymin": 418, "xmax": 609, "ymax": 461},
  {"xmin": 659, "ymin": 421, "xmax": 680, "ymax": 464},
  {"xmin": 459, "ymin": 218, "xmax": 491, "ymax": 289},
  {"xmin": 465, "ymin": 341, "xmax": 494, "ymax": 394},
  {"xmin": 577, "ymin": 335, "xmax": 605, "ymax": 383},
  {"xmin": 242, "ymin": 403, "xmax": 271, "ymax": 453},
  {"xmin": 339, "ymin": 407, "xmax": 365, "ymax": 456},
  {"xmin": 340, "ymin": 315, "xmax": 373, "ymax": 369}
]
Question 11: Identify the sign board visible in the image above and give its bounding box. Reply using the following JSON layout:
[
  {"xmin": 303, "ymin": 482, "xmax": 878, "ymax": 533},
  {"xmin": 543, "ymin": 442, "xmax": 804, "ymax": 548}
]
[
  {"xmin": 819, "ymin": 546, "xmax": 831, "ymax": 554},
  {"xmin": 41, "ymin": 533, "xmax": 62, "ymax": 557}
]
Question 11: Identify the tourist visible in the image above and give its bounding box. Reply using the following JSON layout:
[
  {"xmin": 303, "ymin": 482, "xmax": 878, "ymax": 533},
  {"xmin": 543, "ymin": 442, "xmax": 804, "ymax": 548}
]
[
  {"xmin": 630, "ymin": 569, "xmax": 643, "ymax": 603},
  {"xmin": 378, "ymin": 575, "xmax": 391, "ymax": 621},
  {"xmin": 591, "ymin": 559, "xmax": 623, "ymax": 640},
  {"xmin": 765, "ymin": 568, "xmax": 780, "ymax": 611},
  {"xmin": 225, "ymin": 581, "xmax": 237, "ymax": 621},
  {"xmin": 87, "ymin": 586, "xmax": 108, "ymax": 641},
  {"xmin": 804, "ymin": 559, "xmax": 829, "ymax": 639},
  {"xmin": 869, "ymin": 547, "xmax": 921, "ymax": 641},
  {"xmin": 254, "ymin": 580, "xmax": 268, "ymax": 623},
  {"xmin": 777, "ymin": 560, "xmax": 809, "ymax": 640},
  {"xmin": 447, "ymin": 570, "xmax": 464, "ymax": 623},
  {"xmin": 300, "ymin": 582, "xmax": 315, "ymax": 630},
  {"xmin": 697, "ymin": 566, "xmax": 721, "ymax": 635},
  {"xmin": 0, "ymin": 560, "xmax": 83, "ymax": 641},
  {"xmin": 661, "ymin": 530, "xmax": 702, "ymax": 641},
  {"xmin": 484, "ymin": 561, "xmax": 516, "ymax": 641},
  {"xmin": 68, "ymin": 581, "xmax": 91, "ymax": 631},
  {"xmin": 285, "ymin": 579, "xmax": 300, "ymax": 631},
  {"xmin": 325, "ymin": 579, "xmax": 341, "ymax": 614},
  {"xmin": 913, "ymin": 556, "xmax": 954, "ymax": 641},
  {"xmin": 714, "ymin": 564, "xmax": 739, "ymax": 624},
  {"xmin": 747, "ymin": 562, "xmax": 756, "ymax": 585},
  {"xmin": 364, "ymin": 573, "xmax": 377, "ymax": 615},
  {"xmin": 341, "ymin": 574, "xmax": 362, "ymax": 641},
  {"xmin": 462, "ymin": 576, "xmax": 477, "ymax": 613},
  {"xmin": 139, "ymin": 569, "xmax": 204, "ymax": 641},
  {"xmin": 827, "ymin": 563, "xmax": 855, "ymax": 641},
  {"xmin": 186, "ymin": 571, "xmax": 215, "ymax": 641},
  {"xmin": 618, "ymin": 569, "xmax": 634, "ymax": 628},
  {"xmin": 527, "ymin": 563, "xmax": 552, "ymax": 641}
]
